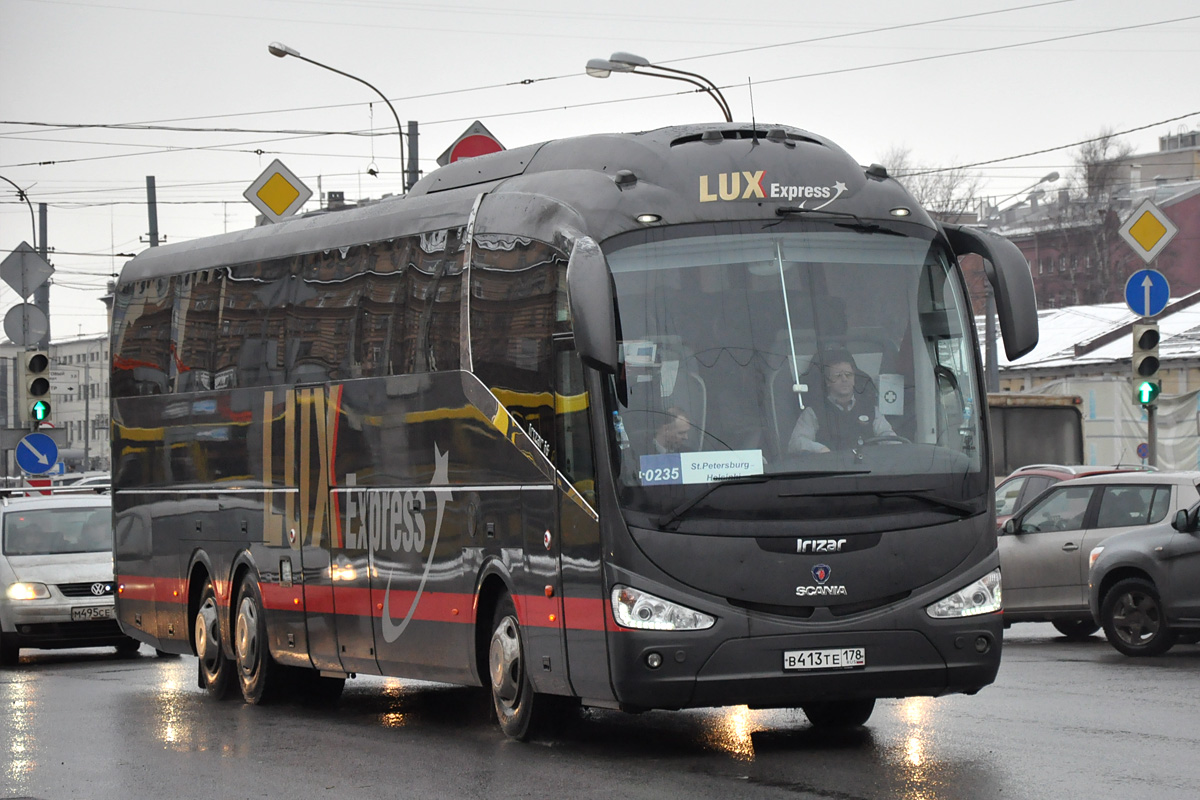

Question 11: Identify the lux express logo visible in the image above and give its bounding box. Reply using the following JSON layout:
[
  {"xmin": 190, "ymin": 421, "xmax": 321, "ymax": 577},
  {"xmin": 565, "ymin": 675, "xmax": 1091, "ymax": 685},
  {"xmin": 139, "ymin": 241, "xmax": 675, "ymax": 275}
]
[{"xmin": 699, "ymin": 171, "xmax": 847, "ymax": 210}]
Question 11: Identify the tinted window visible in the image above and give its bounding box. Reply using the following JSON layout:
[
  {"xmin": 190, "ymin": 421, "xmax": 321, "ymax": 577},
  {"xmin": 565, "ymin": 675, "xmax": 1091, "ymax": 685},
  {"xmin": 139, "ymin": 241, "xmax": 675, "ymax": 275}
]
[
  {"xmin": 1096, "ymin": 485, "xmax": 1158, "ymax": 528},
  {"xmin": 1019, "ymin": 486, "xmax": 1094, "ymax": 533},
  {"xmin": 1020, "ymin": 475, "xmax": 1054, "ymax": 506}
]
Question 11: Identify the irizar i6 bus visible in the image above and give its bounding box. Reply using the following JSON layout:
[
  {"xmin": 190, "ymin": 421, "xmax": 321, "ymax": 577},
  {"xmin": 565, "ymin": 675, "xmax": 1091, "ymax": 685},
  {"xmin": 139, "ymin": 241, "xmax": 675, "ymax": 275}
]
[{"xmin": 111, "ymin": 122, "xmax": 1037, "ymax": 738}]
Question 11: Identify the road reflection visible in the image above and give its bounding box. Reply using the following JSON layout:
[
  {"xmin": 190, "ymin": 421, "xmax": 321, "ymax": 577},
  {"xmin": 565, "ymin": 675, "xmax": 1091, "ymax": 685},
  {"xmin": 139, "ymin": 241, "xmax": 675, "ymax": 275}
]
[{"xmin": 3, "ymin": 673, "xmax": 37, "ymax": 785}]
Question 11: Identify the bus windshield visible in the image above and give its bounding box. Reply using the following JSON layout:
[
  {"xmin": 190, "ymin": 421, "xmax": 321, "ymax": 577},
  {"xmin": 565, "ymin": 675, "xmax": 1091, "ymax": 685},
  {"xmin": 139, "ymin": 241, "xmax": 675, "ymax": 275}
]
[{"xmin": 604, "ymin": 222, "xmax": 984, "ymax": 519}]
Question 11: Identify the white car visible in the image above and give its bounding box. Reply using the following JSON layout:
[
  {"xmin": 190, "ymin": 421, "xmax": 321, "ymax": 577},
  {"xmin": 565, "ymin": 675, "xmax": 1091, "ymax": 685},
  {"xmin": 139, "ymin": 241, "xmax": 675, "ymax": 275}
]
[{"xmin": 1, "ymin": 493, "xmax": 138, "ymax": 665}]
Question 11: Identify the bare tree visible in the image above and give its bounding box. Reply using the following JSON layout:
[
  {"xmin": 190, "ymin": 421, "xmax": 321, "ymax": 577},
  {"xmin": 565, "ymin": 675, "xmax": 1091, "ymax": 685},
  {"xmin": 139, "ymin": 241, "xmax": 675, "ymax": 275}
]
[
  {"xmin": 1073, "ymin": 127, "xmax": 1135, "ymax": 200},
  {"xmin": 881, "ymin": 145, "xmax": 983, "ymax": 223}
]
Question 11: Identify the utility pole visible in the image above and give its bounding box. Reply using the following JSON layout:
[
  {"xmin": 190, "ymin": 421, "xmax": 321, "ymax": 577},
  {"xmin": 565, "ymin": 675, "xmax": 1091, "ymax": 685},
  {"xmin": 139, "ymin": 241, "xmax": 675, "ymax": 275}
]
[
  {"xmin": 146, "ymin": 176, "xmax": 160, "ymax": 247},
  {"xmin": 406, "ymin": 120, "xmax": 419, "ymax": 191},
  {"xmin": 36, "ymin": 204, "xmax": 50, "ymax": 350}
]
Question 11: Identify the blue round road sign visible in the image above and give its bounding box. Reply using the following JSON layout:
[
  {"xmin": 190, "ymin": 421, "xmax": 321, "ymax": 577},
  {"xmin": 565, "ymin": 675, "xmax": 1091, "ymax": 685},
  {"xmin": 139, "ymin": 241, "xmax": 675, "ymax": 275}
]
[
  {"xmin": 1137, "ymin": 442, "xmax": 1149, "ymax": 460},
  {"xmin": 16, "ymin": 432, "xmax": 58, "ymax": 475},
  {"xmin": 1125, "ymin": 269, "xmax": 1170, "ymax": 317}
]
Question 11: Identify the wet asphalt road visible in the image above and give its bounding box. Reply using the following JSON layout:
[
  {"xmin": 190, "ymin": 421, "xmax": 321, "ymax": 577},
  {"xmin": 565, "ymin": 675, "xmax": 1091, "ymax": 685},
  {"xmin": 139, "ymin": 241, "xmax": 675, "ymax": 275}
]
[{"xmin": 3, "ymin": 623, "xmax": 1198, "ymax": 800}]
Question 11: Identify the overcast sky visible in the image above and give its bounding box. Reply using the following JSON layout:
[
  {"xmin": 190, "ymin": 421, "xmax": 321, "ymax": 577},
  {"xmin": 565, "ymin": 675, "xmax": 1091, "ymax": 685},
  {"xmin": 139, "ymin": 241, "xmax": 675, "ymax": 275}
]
[{"xmin": 1, "ymin": 0, "xmax": 1197, "ymax": 339}]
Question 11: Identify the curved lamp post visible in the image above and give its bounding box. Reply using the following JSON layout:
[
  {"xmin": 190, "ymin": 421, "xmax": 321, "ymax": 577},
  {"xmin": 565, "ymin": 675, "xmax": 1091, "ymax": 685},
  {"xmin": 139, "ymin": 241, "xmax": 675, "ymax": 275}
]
[
  {"xmin": 586, "ymin": 51, "xmax": 732, "ymax": 122},
  {"xmin": 997, "ymin": 170, "xmax": 1060, "ymax": 209},
  {"xmin": 268, "ymin": 42, "xmax": 409, "ymax": 191}
]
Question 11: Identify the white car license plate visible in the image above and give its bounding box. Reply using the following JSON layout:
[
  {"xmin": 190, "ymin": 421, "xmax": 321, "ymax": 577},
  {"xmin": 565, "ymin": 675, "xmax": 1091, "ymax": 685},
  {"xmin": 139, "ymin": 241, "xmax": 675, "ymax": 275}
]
[
  {"xmin": 71, "ymin": 606, "xmax": 113, "ymax": 622},
  {"xmin": 783, "ymin": 647, "xmax": 866, "ymax": 671}
]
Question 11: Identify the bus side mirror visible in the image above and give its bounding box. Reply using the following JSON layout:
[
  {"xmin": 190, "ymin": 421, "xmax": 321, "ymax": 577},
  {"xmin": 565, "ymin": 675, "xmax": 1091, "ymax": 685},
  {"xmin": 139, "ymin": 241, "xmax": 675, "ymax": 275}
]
[
  {"xmin": 566, "ymin": 237, "xmax": 618, "ymax": 373},
  {"xmin": 940, "ymin": 224, "xmax": 1039, "ymax": 361}
]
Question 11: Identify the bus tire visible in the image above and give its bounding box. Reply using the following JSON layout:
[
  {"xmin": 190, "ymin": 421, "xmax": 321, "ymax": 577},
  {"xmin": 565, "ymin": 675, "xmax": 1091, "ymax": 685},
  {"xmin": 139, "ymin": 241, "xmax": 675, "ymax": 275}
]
[
  {"xmin": 802, "ymin": 698, "xmax": 876, "ymax": 728},
  {"xmin": 195, "ymin": 579, "xmax": 236, "ymax": 699},
  {"xmin": 234, "ymin": 573, "xmax": 285, "ymax": 704},
  {"xmin": 489, "ymin": 594, "xmax": 545, "ymax": 740}
]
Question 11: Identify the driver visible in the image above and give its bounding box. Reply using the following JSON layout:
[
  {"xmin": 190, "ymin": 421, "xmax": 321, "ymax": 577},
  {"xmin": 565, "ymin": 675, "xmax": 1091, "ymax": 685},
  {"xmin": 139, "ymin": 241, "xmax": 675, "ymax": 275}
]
[{"xmin": 788, "ymin": 348, "xmax": 895, "ymax": 453}]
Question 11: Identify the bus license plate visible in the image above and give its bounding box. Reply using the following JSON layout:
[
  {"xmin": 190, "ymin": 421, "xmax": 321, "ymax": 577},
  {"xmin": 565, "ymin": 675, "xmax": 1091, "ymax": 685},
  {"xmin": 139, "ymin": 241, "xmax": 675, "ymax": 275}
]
[
  {"xmin": 71, "ymin": 606, "xmax": 113, "ymax": 622},
  {"xmin": 783, "ymin": 647, "xmax": 866, "ymax": 671}
]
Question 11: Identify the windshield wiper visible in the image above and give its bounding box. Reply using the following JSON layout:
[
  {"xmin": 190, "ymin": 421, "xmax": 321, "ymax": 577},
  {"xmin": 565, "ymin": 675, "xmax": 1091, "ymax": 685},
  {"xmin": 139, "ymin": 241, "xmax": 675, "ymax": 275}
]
[
  {"xmin": 774, "ymin": 206, "xmax": 906, "ymax": 236},
  {"xmin": 657, "ymin": 469, "xmax": 871, "ymax": 530},
  {"xmin": 872, "ymin": 489, "xmax": 978, "ymax": 517}
]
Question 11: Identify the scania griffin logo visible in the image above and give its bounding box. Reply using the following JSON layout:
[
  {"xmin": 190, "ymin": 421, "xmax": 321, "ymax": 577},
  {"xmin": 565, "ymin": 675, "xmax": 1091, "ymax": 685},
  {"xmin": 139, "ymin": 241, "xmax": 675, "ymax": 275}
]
[{"xmin": 796, "ymin": 563, "xmax": 848, "ymax": 597}]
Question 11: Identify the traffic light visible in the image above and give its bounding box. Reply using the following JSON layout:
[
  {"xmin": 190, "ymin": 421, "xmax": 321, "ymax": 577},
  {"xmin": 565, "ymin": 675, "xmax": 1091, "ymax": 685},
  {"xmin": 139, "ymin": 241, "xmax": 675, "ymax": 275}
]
[
  {"xmin": 1132, "ymin": 321, "xmax": 1160, "ymax": 379},
  {"xmin": 23, "ymin": 350, "xmax": 51, "ymax": 428},
  {"xmin": 1134, "ymin": 379, "xmax": 1161, "ymax": 407}
]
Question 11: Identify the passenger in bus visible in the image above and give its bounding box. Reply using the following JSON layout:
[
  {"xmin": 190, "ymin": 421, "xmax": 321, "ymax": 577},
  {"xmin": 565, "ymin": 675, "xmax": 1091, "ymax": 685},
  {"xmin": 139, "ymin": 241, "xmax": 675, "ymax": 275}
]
[
  {"xmin": 653, "ymin": 407, "xmax": 693, "ymax": 453},
  {"xmin": 787, "ymin": 349, "xmax": 895, "ymax": 453}
]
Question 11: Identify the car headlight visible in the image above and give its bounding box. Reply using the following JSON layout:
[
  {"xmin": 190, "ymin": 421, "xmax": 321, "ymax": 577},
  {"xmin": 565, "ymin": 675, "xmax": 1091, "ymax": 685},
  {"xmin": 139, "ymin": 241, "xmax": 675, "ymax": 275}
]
[
  {"xmin": 926, "ymin": 569, "xmax": 1001, "ymax": 618},
  {"xmin": 6, "ymin": 582, "xmax": 51, "ymax": 601},
  {"xmin": 1088, "ymin": 546, "xmax": 1104, "ymax": 570},
  {"xmin": 611, "ymin": 585, "xmax": 715, "ymax": 631}
]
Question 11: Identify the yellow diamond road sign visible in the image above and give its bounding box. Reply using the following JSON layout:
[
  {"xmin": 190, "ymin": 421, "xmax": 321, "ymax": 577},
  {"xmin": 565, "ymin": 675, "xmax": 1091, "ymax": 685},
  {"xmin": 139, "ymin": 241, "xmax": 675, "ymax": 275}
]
[
  {"xmin": 1118, "ymin": 198, "xmax": 1178, "ymax": 264},
  {"xmin": 244, "ymin": 159, "xmax": 313, "ymax": 223}
]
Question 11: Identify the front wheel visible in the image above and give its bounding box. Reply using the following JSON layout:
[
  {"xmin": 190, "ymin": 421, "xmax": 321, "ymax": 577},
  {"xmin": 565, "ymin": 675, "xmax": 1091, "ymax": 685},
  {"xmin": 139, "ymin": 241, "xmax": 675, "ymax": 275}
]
[
  {"xmin": 1052, "ymin": 619, "xmax": 1100, "ymax": 641},
  {"xmin": 0, "ymin": 633, "xmax": 18, "ymax": 667},
  {"xmin": 1101, "ymin": 578, "xmax": 1176, "ymax": 657},
  {"xmin": 234, "ymin": 573, "xmax": 286, "ymax": 704},
  {"xmin": 802, "ymin": 698, "xmax": 876, "ymax": 728},
  {"xmin": 489, "ymin": 594, "xmax": 566, "ymax": 740},
  {"xmin": 195, "ymin": 578, "xmax": 236, "ymax": 699}
]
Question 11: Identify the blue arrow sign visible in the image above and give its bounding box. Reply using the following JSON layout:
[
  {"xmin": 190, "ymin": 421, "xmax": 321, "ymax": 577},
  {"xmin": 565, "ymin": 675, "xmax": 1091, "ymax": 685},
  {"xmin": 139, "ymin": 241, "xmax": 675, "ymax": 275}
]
[
  {"xmin": 1125, "ymin": 269, "xmax": 1170, "ymax": 317},
  {"xmin": 16, "ymin": 432, "xmax": 58, "ymax": 475}
]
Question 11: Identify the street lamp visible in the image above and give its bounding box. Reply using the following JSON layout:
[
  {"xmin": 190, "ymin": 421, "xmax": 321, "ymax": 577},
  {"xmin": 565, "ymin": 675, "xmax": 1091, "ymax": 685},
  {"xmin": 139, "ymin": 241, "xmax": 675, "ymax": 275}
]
[
  {"xmin": 268, "ymin": 42, "xmax": 410, "ymax": 191},
  {"xmin": 995, "ymin": 171, "xmax": 1060, "ymax": 209},
  {"xmin": 585, "ymin": 51, "xmax": 732, "ymax": 123}
]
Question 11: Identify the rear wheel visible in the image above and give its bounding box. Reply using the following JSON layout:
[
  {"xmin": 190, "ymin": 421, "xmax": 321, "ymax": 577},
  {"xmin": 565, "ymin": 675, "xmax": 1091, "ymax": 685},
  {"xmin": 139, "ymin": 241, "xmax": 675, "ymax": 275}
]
[
  {"xmin": 802, "ymin": 698, "xmax": 876, "ymax": 728},
  {"xmin": 0, "ymin": 633, "xmax": 18, "ymax": 667},
  {"xmin": 115, "ymin": 638, "xmax": 141, "ymax": 657},
  {"xmin": 1052, "ymin": 619, "xmax": 1100, "ymax": 641},
  {"xmin": 195, "ymin": 578, "xmax": 236, "ymax": 699},
  {"xmin": 1101, "ymin": 578, "xmax": 1176, "ymax": 657},
  {"xmin": 234, "ymin": 573, "xmax": 285, "ymax": 704}
]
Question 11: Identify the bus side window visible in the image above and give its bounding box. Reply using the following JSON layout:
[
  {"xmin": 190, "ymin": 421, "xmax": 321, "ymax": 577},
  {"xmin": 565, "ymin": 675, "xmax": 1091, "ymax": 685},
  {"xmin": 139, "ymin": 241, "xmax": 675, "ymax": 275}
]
[{"xmin": 556, "ymin": 349, "xmax": 596, "ymax": 504}]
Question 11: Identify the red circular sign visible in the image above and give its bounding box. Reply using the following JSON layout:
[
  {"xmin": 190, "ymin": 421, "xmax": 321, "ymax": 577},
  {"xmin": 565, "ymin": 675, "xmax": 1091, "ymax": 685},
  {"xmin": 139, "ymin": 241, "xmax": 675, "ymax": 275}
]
[{"xmin": 448, "ymin": 134, "xmax": 503, "ymax": 163}]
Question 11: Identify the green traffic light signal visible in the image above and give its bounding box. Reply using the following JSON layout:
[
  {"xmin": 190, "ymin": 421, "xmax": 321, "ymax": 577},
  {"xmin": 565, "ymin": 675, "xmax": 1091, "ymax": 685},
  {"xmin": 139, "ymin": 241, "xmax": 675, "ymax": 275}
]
[
  {"xmin": 1135, "ymin": 380, "xmax": 1161, "ymax": 406},
  {"xmin": 30, "ymin": 399, "xmax": 50, "ymax": 423}
]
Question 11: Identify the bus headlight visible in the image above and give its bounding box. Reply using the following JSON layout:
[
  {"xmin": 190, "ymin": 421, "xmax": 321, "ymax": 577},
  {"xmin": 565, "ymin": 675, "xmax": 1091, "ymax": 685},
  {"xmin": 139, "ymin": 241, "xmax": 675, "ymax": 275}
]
[
  {"xmin": 611, "ymin": 585, "xmax": 715, "ymax": 631},
  {"xmin": 926, "ymin": 569, "xmax": 1001, "ymax": 618},
  {"xmin": 6, "ymin": 582, "xmax": 51, "ymax": 601}
]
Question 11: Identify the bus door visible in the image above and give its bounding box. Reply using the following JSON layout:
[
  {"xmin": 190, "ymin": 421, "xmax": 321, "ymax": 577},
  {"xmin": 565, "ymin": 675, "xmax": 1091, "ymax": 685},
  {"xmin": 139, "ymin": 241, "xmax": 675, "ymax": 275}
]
[
  {"xmin": 326, "ymin": 476, "xmax": 379, "ymax": 675},
  {"xmin": 552, "ymin": 343, "xmax": 610, "ymax": 701}
]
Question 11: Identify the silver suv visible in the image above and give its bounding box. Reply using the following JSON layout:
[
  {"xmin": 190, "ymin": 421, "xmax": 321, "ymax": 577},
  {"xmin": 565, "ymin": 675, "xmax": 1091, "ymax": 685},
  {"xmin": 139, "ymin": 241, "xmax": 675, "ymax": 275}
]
[
  {"xmin": 1088, "ymin": 502, "xmax": 1200, "ymax": 656},
  {"xmin": 999, "ymin": 471, "xmax": 1200, "ymax": 640},
  {"xmin": 1, "ymin": 494, "xmax": 138, "ymax": 665}
]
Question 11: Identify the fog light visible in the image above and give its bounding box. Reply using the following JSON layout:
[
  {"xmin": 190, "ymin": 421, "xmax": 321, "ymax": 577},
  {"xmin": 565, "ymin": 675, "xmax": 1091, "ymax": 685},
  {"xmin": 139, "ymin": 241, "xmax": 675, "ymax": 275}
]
[
  {"xmin": 646, "ymin": 652, "xmax": 663, "ymax": 669},
  {"xmin": 974, "ymin": 635, "xmax": 991, "ymax": 654}
]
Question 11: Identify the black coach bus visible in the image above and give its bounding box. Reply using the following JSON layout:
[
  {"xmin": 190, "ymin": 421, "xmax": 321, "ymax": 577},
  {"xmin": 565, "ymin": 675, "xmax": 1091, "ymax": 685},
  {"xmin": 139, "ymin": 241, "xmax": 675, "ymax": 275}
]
[{"xmin": 111, "ymin": 122, "xmax": 1037, "ymax": 738}]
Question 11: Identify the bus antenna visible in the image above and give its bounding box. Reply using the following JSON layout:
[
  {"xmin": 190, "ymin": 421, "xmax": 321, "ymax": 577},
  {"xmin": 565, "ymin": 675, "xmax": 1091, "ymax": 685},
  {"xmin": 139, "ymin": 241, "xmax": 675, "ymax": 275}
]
[{"xmin": 749, "ymin": 78, "xmax": 757, "ymax": 144}]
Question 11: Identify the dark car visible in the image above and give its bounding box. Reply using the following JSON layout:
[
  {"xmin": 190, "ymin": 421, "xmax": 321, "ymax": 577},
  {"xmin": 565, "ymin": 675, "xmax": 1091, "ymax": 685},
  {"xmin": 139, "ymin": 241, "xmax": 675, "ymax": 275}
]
[
  {"xmin": 998, "ymin": 471, "xmax": 1200, "ymax": 640},
  {"xmin": 995, "ymin": 463, "xmax": 1153, "ymax": 530},
  {"xmin": 1088, "ymin": 500, "xmax": 1200, "ymax": 657}
]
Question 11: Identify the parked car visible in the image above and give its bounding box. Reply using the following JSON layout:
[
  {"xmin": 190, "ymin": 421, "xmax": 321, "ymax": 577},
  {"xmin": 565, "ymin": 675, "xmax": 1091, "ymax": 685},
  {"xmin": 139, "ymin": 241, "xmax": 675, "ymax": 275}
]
[
  {"xmin": 998, "ymin": 471, "xmax": 1200, "ymax": 640},
  {"xmin": 1088, "ymin": 501, "xmax": 1200, "ymax": 656},
  {"xmin": 0, "ymin": 494, "xmax": 138, "ymax": 665},
  {"xmin": 995, "ymin": 463, "xmax": 1153, "ymax": 529}
]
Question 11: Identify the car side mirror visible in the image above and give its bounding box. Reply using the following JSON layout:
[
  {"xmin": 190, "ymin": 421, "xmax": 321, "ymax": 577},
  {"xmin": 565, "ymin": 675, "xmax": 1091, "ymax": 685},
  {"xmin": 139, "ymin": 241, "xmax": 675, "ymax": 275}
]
[
  {"xmin": 1003, "ymin": 519, "xmax": 1017, "ymax": 535},
  {"xmin": 1173, "ymin": 508, "xmax": 1197, "ymax": 533}
]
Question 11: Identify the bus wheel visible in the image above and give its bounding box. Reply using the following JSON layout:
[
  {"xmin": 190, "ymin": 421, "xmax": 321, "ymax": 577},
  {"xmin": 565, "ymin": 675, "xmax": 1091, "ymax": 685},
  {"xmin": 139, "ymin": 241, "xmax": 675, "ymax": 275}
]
[
  {"xmin": 802, "ymin": 698, "xmax": 876, "ymax": 728},
  {"xmin": 489, "ymin": 595, "xmax": 543, "ymax": 740},
  {"xmin": 234, "ymin": 573, "xmax": 285, "ymax": 704},
  {"xmin": 195, "ymin": 579, "xmax": 236, "ymax": 699}
]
